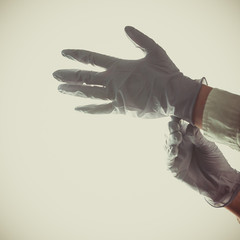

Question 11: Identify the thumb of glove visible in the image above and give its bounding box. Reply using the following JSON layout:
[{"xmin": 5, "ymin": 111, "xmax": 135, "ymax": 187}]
[
  {"xmin": 185, "ymin": 124, "xmax": 217, "ymax": 152},
  {"xmin": 185, "ymin": 124, "xmax": 204, "ymax": 145},
  {"xmin": 124, "ymin": 26, "xmax": 158, "ymax": 53}
]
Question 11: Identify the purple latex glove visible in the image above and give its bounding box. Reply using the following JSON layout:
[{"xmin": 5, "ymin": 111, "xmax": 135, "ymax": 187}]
[
  {"xmin": 53, "ymin": 26, "xmax": 203, "ymax": 124},
  {"xmin": 165, "ymin": 117, "xmax": 240, "ymax": 207}
]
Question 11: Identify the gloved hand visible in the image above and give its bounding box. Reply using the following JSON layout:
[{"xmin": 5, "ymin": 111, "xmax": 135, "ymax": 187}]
[
  {"xmin": 53, "ymin": 26, "xmax": 203, "ymax": 124},
  {"xmin": 165, "ymin": 117, "xmax": 240, "ymax": 207}
]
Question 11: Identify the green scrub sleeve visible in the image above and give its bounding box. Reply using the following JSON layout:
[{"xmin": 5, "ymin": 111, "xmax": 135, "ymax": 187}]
[{"xmin": 202, "ymin": 88, "xmax": 240, "ymax": 151}]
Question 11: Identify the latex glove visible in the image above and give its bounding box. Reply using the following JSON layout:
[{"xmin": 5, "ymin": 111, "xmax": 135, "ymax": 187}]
[
  {"xmin": 53, "ymin": 26, "xmax": 203, "ymax": 124},
  {"xmin": 165, "ymin": 117, "xmax": 240, "ymax": 207}
]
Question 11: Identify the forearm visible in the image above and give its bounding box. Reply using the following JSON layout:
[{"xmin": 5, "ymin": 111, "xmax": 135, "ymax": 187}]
[
  {"xmin": 193, "ymin": 87, "xmax": 240, "ymax": 219},
  {"xmin": 193, "ymin": 85, "xmax": 240, "ymax": 151},
  {"xmin": 225, "ymin": 191, "xmax": 240, "ymax": 218},
  {"xmin": 193, "ymin": 84, "xmax": 212, "ymax": 129}
]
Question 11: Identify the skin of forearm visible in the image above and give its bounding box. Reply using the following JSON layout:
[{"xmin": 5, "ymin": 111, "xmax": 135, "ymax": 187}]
[
  {"xmin": 192, "ymin": 84, "xmax": 213, "ymax": 128},
  {"xmin": 225, "ymin": 191, "xmax": 240, "ymax": 218}
]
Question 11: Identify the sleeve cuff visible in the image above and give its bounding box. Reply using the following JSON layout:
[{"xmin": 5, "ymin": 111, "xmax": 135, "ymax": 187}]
[{"xmin": 202, "ymin": 88, "xmax": 240, "ymax": 151}]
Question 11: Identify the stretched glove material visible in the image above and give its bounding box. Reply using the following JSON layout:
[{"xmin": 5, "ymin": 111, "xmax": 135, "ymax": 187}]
[
  {"xmin": 53, "ymin": 26, "xmax": 203, "ymax": 124},
  {"xmin": 165, "ymin": 117, "xmax": 240, "ymax": 207}
]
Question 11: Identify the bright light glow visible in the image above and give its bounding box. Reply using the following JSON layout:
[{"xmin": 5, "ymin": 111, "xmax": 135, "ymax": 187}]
[{"xmin": 0, "ymin": 0, "xmax": 240, "ymax": 239}]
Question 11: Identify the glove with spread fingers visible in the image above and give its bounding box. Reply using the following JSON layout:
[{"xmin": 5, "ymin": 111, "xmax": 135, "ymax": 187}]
[{"xmin": 53, "ymin": 26, "xmax": 204, "ymax": 124}]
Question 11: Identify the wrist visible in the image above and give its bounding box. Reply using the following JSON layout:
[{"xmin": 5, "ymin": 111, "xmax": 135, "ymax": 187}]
[
  {"xmin": 193, "ymin": 84, "xmax": 213, "ymax": 128},
  {"xmin": 168, "ymin": 76, "xmax": 202, "ymax": 124},
  {"xmin": 171, "ymin": 76, "xmax": 208, "ymax": 125},
  {"xmin": 225, "ymin": 190, "xmax": 240, "ymax": 218}
]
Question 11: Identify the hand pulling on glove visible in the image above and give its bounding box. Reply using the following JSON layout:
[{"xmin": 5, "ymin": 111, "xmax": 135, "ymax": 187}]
[
  {"xmin": 165, "ymin": 117, "xmax": 240, "ymax": 207},
  {"xmin": 53, "ymin": 26, "xmax": 204, "ymax": 124}
]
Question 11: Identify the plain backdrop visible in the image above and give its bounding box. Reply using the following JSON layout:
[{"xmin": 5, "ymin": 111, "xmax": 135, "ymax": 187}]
[{"xmin": 1, "ymin": 0, "xmax": 240, "ymax": 239}]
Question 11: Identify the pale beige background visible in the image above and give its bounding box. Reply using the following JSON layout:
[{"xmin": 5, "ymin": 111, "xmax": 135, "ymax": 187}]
[{"xmin": 0, "ymin": 0, "xmax": 240, "ymax": 239}]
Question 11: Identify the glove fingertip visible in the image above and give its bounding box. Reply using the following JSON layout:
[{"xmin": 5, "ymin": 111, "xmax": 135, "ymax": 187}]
[
  {"xmin": 124, "ymin": 26, "xmax": 135, "ymax": 33},
  {"xmin": 170, "ymin": 145, "xmax": 179, "ymax": 158},
  {"xmin": 186, "ymin": 124, "xmax": 194, "ymax": 135},
  {"xmin": 171, "ymin": 116, "xmax": 181, "ymax": 123},
  {"xmin": 185, "ymin": 124, "xmax": 205, "ymax": 147},
  {"xmin": 168, "ymin": 121, "xmax": 181, "ymax": 134},
  {"xmin": 75, "ymin": 106, "xmax": 84, "ymax": 112},
  {"xmin": 186, "ymin": 124, "xmax": 200, "ymax": 136},
  {"xmin": 165, "ymin": 145, "xmax": 178, "ymax": 160},
  {"xmin": 61, "ymin": 49, "xmax": 71, "ymax": 56},
  {"xmin": 61, "ymin": 49, "xmax": 76, "ymax": 60}
]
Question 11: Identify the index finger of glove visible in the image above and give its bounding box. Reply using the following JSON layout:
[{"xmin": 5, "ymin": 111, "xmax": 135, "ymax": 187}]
[{"xmin": 62, "ymin": 49, "xmax": 119, "ymax": 69}]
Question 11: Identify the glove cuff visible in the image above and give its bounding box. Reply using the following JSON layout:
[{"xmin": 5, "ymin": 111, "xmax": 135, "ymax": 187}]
[
  {"xmin": 170, "ymin": 76, "xmax": 207, "ymax": 125},
  {"xmin": 204, "ymin": 173, "xmax": 240, "ymax": 208}
]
